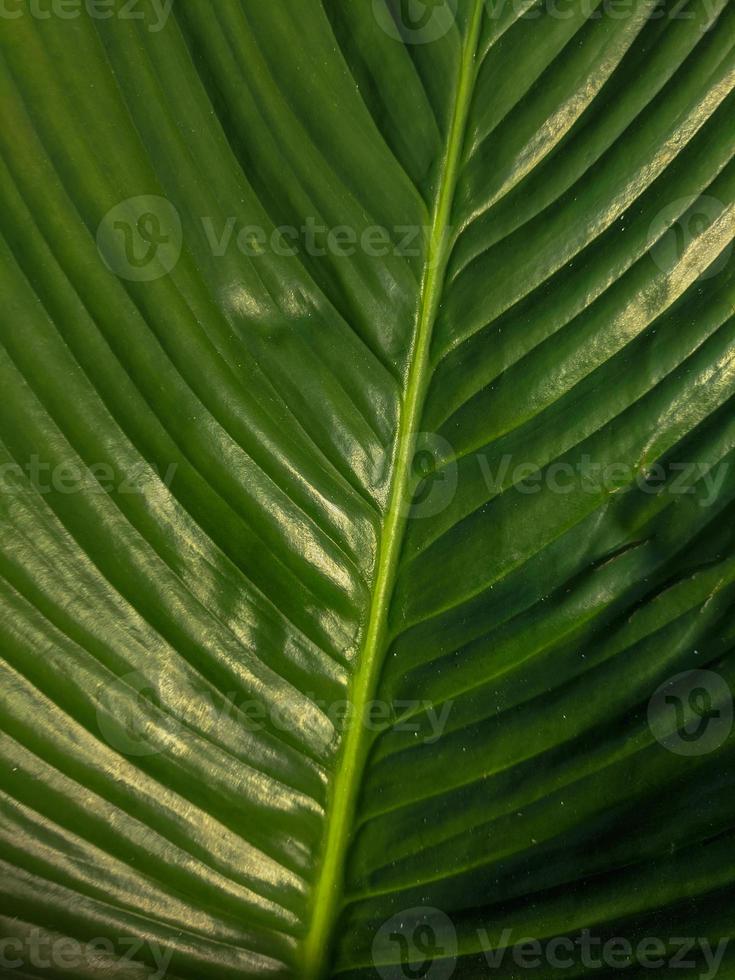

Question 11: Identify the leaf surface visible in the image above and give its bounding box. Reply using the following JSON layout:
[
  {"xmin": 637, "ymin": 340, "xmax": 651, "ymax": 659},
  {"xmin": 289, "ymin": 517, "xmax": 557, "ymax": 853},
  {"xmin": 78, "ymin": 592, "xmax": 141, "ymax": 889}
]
[{"xmin": 1, "ymin": 1, "xmax": 735, "ymax": 978}]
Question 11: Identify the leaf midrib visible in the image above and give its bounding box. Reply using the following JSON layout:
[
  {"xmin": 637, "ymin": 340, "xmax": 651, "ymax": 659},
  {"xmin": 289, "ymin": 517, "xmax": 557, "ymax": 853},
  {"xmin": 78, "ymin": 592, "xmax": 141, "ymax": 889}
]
[{"xmin": 301, "ymin": 6, "xmax": 486, "ymax": 977}]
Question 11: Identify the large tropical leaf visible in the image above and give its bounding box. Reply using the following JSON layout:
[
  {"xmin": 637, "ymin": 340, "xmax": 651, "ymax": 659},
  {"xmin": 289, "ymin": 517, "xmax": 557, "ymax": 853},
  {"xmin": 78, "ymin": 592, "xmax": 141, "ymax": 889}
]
[{"xmin": 1, "ymin": 1, "xmax": 735, "ymax": 978}]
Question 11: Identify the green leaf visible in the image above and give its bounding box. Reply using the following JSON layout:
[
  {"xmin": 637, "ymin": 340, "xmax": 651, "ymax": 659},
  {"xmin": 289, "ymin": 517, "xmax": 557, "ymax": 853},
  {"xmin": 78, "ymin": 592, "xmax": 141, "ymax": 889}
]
[{"xmin": 1, "ymin": 1, "xmax": 735, "ymax": 978}]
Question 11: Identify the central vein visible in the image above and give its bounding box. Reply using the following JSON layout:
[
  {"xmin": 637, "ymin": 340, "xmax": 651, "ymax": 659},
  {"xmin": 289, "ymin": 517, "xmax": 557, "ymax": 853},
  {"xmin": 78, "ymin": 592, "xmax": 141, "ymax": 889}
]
[{"xmin": 302, "ymin": 7, "xmax": 485, "ymax": 976}]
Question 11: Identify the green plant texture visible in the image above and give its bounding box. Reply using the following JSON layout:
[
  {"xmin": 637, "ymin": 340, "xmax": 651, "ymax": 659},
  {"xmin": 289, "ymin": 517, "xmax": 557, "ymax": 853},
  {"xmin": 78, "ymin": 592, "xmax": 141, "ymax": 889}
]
[{"xmin": 1, "ymin": 1, "xmax": 735, "ymax": 978}]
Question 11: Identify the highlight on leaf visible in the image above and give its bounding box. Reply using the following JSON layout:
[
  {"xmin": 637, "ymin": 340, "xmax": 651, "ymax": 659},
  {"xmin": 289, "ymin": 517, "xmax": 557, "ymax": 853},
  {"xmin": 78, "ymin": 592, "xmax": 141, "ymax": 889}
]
[{"xmin": 0, "ymin": 0, "xmax": 734, "ymax": 978}]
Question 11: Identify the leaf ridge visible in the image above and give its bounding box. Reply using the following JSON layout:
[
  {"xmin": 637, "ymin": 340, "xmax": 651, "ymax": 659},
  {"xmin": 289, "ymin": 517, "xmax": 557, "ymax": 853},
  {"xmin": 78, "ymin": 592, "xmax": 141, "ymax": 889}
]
[{"xmin": 301, "ymin": 5, "xmax": 487, "ymax": 977}]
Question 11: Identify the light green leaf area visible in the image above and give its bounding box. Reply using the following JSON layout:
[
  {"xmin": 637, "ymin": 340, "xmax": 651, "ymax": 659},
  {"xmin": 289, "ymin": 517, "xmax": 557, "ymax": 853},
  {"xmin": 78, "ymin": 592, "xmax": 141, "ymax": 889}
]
[{"xmin": 1, "ymin": 1, "xmax": 735, "ymax": 978}]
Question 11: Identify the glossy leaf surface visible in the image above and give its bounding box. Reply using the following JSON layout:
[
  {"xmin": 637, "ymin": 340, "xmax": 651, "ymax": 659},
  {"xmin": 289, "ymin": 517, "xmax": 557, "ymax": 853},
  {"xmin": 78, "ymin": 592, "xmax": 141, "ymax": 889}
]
[{"xmin": 1, "ymin": 1, "xmax": 735, "ymax": 978}]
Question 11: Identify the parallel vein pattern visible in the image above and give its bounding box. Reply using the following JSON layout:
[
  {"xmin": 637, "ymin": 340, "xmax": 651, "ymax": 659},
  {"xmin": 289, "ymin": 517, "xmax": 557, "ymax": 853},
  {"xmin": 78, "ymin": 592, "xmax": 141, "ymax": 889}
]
[
  {"xmin": 1, "ymin": 1, "xmax": 734, "ymax": 979},
  {"xmin": 334, "ymin": 2, "xmax": 735, "ymax": 977}
]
